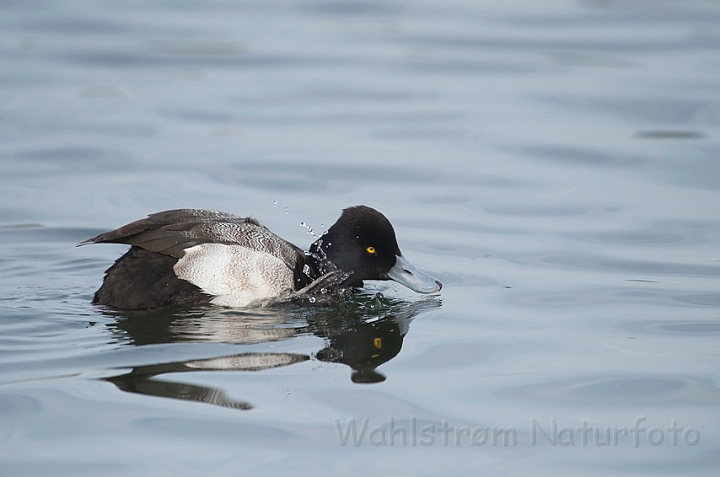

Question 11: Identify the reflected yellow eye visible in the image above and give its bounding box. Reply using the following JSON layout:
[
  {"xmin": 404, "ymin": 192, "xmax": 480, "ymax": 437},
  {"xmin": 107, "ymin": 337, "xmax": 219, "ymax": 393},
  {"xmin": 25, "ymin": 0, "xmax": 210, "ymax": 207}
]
[{"xmin": 366, "ymin": 246, "xmax": 376, "ymax": 255}]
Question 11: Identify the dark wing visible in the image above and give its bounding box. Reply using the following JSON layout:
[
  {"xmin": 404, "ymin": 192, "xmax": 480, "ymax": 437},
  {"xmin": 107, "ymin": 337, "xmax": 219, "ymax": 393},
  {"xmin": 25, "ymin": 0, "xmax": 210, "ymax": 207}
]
[{"xmin": 81, "ymin": 209, "xmax": 305, "ymax": 270}]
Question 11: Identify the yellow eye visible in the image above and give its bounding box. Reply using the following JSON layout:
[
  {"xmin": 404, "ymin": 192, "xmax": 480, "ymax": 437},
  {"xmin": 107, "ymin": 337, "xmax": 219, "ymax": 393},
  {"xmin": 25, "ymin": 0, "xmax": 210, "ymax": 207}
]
[
  {"xmin": 366, "ymin": 246, "xmax": 376, "ymax": 255},
  {"xmin": 373, "ymin": 337, "xmax": 382, "ymax": 349}
]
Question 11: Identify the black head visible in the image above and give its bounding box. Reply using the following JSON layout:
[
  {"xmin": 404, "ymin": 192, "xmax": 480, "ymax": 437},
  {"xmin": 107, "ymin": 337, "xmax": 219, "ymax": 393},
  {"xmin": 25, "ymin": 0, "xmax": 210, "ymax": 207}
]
[
  {"xmin": 307, "ymin": 206, "xmax": 442, "ymax": 293},
  {"xmin": 308, "ymin": 206, "xmax": 399, "ymax": 287}
]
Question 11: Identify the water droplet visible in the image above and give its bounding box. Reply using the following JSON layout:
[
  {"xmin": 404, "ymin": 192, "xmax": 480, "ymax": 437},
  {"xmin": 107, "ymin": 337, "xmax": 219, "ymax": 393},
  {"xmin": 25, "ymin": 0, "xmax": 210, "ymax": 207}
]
[{"xmin": 300, "ymin": 221, "xmax": 316, "ymax": 237}]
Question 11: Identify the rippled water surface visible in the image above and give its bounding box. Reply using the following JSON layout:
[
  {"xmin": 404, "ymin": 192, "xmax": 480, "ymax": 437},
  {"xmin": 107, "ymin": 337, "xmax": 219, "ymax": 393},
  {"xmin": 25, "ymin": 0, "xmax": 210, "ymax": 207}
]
[{"xmin": 1, "ymin": 1, "xmax": 719, "ymax": 475}]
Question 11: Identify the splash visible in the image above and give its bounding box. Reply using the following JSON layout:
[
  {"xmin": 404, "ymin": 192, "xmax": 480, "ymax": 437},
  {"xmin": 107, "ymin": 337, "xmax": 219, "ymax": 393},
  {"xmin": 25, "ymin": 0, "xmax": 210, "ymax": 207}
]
[{"xmin": 300, "ymin": 221, "xmax": 316, "ymax": 237}]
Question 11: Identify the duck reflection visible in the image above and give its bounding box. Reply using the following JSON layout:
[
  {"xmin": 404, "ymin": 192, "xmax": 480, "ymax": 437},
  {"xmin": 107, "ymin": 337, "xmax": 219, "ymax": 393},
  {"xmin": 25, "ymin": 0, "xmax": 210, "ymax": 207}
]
[
  {"xmin": 314, "ymin": 315, "xmax": 406, "ymax": 384},
  {"xmin": 102, "ymin": 292, "xmax": 440, "ymax": 408},
  {"xmin": 105, "ymin": 353, "xmax": 308, "ymax": 410}
]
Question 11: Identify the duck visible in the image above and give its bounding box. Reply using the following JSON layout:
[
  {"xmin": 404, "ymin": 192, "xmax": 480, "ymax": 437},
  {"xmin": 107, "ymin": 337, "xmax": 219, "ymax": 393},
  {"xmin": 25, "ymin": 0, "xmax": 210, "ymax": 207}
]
[{"xmin": 83, "ymin": 205, "xmax": 441, "ymax": 310}]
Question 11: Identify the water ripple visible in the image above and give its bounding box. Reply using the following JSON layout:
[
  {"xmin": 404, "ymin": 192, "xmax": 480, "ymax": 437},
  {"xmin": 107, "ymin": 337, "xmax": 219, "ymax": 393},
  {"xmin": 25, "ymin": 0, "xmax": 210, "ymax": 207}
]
[
  {"xmin": 509, "ymin": 288, "xmax": 720, "ymax": 309},
  {"xmin": 513, "ymin": 252, "xmax": 720, "ymax": 277},
  {"xmin": 501, "ymin": 375, "xmax": 720, "ymax": 406}
]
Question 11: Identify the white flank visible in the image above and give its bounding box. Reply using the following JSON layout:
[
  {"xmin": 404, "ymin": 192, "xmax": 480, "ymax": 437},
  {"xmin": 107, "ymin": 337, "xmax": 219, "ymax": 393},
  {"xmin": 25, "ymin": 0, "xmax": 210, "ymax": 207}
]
[{"xmin": 173, "ymin": 244, "xmax": 294, "ymax": 307}]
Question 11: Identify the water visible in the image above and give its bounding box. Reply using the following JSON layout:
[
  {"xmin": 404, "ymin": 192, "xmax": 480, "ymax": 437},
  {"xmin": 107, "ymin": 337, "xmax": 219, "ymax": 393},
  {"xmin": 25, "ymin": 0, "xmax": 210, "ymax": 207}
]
[{"xmin": 1, "ymin": 0, "xmax": 719, "ymax": 475}]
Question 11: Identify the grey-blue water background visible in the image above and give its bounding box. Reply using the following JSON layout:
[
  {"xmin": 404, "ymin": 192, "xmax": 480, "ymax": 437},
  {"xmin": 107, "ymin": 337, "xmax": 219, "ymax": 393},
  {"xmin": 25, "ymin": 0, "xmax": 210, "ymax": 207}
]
[{"xmin": 1, "ymin": 1, "xmax": 719, "ymax": 475}]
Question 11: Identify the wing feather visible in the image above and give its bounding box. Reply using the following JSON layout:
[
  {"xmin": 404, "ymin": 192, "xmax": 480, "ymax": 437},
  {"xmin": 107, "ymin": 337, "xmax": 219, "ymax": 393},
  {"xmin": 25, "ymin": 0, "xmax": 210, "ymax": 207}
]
[{"xmin": 82, "ymin": 209, "xmax": 304, "ymax": 270}]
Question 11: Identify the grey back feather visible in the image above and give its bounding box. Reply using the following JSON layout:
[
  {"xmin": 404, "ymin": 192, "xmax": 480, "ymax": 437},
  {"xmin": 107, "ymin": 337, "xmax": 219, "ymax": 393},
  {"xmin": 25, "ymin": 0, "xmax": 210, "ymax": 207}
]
[{"xmin": 82, "ymin": 209, "xmax": 304, "ymax": 269}]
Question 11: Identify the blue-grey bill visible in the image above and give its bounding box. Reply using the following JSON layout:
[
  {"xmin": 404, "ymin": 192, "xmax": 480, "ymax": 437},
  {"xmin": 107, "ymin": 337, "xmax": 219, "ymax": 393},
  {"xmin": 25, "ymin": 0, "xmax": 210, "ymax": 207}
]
[{"xmin": 387, "ymin": 255, "xmax": 442, "ymax": 293}]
